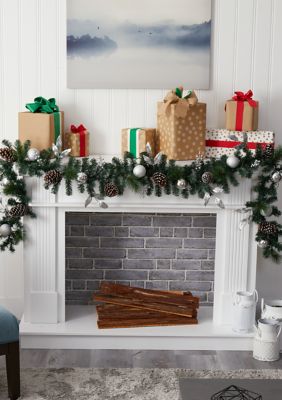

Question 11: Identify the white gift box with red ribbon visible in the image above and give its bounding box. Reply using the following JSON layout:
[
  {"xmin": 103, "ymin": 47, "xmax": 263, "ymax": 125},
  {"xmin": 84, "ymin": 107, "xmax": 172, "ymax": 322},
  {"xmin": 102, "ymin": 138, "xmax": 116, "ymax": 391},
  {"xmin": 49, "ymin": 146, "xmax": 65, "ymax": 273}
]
[{"xmin": 205, "ymin": 129, "xmax": 275, "ymax": 158}]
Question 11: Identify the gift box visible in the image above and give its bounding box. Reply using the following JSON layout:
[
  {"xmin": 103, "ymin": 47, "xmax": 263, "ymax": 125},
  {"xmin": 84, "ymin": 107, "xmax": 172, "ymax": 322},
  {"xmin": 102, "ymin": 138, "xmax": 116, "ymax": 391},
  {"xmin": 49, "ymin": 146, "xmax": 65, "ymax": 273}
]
[
  {"xmin": 225, "ymin": 90, "xmax": 259, "ymax": 131},
  {"xmin": 121, "ymin": 128, "xmax": 156, "ymax": 157},
  {"xmin": 19, "ymin": 97, "xmax": 64, "ymax": 151},
  {"xmin": 206, "ymin": 129, "xmax": 275, "ymax": 158},
  {"xmin": 64, "ymin": 124, "xmax": 90, "ymax": 157},
  {"xmin": 156, "ymin": 88, "xmax": 206, "ymax": 160}
]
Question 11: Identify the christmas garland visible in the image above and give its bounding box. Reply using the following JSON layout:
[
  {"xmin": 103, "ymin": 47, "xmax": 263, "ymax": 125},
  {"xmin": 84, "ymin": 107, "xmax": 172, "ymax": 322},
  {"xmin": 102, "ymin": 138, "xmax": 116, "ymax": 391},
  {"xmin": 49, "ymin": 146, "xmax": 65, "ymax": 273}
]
[{"xmin": 0, "ymin": 139, "xmax": 282, "ymax": 261}]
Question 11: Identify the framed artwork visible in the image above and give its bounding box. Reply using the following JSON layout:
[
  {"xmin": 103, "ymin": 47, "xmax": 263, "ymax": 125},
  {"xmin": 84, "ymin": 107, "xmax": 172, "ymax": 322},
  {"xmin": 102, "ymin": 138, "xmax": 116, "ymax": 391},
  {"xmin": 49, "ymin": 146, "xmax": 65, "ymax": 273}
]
[{"xmin": 67, "ymin": 0, "xmax": 212, "ymax": 89}]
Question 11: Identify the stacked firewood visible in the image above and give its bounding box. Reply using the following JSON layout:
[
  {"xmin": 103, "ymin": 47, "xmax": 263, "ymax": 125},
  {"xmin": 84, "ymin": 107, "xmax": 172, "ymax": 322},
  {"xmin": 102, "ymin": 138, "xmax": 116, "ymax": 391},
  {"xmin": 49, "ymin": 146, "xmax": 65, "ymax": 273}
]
[{"xmin": 93, "ymin": 282, "xmax": 200, "ymax": 329}]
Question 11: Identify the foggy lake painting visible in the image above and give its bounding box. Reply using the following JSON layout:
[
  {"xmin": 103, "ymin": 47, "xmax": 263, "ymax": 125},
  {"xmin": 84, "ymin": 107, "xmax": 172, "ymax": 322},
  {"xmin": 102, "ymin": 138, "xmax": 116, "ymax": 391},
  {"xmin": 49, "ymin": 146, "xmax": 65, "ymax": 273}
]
[{"xmin": 67, "ymin": 0, "xmax": 212, "ymax": 89}]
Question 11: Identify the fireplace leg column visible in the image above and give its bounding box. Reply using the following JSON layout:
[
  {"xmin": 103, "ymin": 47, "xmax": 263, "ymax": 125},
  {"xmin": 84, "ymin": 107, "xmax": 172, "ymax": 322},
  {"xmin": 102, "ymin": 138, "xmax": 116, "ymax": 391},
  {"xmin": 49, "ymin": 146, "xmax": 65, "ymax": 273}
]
[
  {"xmin": 23, "ymin": 207, "xmax": 58, "ymax": 323},
  {"xmin": 213, "ymin": 208, "xmax": 257, "ymax": 325}
]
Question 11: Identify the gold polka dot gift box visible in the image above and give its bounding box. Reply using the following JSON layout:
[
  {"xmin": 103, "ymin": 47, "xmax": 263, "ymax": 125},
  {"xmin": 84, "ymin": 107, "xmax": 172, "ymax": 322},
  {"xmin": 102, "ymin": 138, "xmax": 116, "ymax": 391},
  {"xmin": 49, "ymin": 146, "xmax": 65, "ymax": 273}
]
[
  {"xmin": 121, "ymin": 128, "xmax": 156, "ymax": 158},
  {"xmin": 156, "ymin": 88, "xmax": 206, "ymax": 160},
  {"xmin": 205, "ymin": 129, "xmax": 275, "ymax": 158}
]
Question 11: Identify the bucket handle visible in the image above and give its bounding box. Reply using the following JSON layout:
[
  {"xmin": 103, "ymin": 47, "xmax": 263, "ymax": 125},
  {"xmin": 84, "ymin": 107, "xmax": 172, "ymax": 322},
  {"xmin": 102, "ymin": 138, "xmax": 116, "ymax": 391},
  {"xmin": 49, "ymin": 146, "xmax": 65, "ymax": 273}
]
[
  {"xmin": 261, "ymin": 298, "xmax": 265, "ymax": 314},
  {"xmin": 277, "ymin": 325, "xmax": 282, "ymax": 339},
  {"xmin": 254, "ymin": 289, "xmax": 258, "ymax": 304}
]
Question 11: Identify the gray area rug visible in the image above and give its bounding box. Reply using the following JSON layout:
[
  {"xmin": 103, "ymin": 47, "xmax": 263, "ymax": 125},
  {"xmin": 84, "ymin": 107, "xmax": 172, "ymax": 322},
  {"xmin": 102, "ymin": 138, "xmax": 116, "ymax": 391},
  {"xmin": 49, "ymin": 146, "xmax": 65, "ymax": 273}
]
[{"xmin": 0, "ymin": 368, "xmax": 282, "ymax": 400}]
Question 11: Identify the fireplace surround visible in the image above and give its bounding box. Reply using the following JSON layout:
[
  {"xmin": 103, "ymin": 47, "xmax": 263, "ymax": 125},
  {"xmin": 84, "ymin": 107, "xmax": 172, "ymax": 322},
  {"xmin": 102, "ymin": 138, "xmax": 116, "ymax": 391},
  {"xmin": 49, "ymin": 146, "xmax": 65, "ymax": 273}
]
[{"xmin": 20, "ymin": 176, "xmax": 257, "ymax": 350}]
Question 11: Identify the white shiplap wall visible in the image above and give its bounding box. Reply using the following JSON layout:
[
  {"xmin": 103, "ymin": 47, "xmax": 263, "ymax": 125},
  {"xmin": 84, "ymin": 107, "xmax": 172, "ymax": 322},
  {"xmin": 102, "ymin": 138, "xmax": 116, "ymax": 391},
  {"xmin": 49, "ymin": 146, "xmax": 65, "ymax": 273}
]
[{"xmin": 0, "ymin": 0, "xmax": 282, "ymax": 315}]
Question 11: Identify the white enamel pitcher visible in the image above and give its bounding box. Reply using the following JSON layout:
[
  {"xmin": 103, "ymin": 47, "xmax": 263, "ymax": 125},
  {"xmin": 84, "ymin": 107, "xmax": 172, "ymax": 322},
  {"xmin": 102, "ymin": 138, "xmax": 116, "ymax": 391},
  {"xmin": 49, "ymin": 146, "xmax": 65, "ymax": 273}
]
[
  {"xmin": 254, "ymin": 318, "xmax": 282, "ymax": 342},
  {"xmin": 232, "ymin": 290, "xmax": 258, "ymax": 333}
]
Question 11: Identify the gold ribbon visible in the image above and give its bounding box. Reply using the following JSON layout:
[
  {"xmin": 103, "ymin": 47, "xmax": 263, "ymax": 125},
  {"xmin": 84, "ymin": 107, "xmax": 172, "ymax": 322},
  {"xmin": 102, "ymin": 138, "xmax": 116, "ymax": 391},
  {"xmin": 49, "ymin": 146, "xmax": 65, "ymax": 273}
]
[{"xmin": 159, "ymin": 90, "xmax": 198, "ymax": 118}]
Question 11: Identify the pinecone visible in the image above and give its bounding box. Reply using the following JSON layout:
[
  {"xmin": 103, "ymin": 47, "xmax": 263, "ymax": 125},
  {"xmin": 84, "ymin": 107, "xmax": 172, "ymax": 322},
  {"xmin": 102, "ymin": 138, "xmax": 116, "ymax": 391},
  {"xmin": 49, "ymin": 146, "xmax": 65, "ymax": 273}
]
[
  {"xmin": 264, "ymin": 144, "xmax": 274, "ymax": 159},
  {"xmin": 9, "ymin": 203, "xmax": 29, "ymax": 217},
  {"xmin": 202, "ymin": 171, "xmax": 213, "ymax": 184},
  {"xmin": 0, "ymin": 147, "xmax": 16, "ymax": 162},
  {"xmin": 259, "ymin": 221, "xmax": 278, "ymax": 235},
  {"xmin": 44, "ymin": 170, "xmax": 62, "ymax": 186},
  {"xmin": 104, "ymin": 182, "xmax": 119, "ymax": 197},
  {"xmin": 152, "ymin": 172, "xmax": 167, "ymax": 187}
]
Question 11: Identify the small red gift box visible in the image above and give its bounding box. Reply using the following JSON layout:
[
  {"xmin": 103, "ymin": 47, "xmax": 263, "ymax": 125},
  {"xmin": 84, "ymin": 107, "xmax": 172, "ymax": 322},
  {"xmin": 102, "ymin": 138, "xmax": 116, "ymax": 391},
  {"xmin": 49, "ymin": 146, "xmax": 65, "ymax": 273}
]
[
  {"xmin": 225, "ymin": 90, "xmax": 259, "ymax": 131},
  {"xmin": 64, "ymin": 124, "xmax": 90, "ymax": 157}
]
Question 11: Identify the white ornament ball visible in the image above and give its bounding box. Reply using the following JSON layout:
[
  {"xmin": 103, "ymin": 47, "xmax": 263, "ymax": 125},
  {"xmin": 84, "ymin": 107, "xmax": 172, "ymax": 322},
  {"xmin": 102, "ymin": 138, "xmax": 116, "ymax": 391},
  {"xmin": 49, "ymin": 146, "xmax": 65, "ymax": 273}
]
[
  {"xmin": 0, "ymin": 224, "xmax": 11, "ymax": 237},
  {"xmin": 226, "ymin": 155, "xmax": 240, "ymax": 169},
  {"xmin": 133, "ymin": 165, "xmax": 146, "ymax": 178},
  {"xmin": 258, "ymin": 239, "xmax": 268, "ymax": 249},
  {"xmin": 260, "ymin": 206, "xmax": 273, "ymax": 217},
  {"xmin": 271, "ymin": 171, "xmax": 282, "ymax": 184},
  {"xmin": 27, "ymin": 148, "xmax": 40, "ymax": 161},
  {"xmin": 77, "ymin": 172, "xmax": 87, "ymax": 184},
  {"xmin": 177, "ymin": 179, "xmax": 187, "ymax": 190}
]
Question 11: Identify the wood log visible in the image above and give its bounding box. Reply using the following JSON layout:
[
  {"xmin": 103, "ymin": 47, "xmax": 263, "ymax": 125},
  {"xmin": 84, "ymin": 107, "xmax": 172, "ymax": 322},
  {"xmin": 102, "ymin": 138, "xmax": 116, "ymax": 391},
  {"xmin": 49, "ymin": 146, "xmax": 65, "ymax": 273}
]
[
  {"xmin": 100, "ymin": 282, "xmax": 199, "ymax": 305},
  {"xmin": 97, "ymin": 283, "xmax": 199, "ymax": 309},
  {"xmin": 96, "ymin": 304, "xmax": 197, "ymax": 320},
  {"xmin": 94, "ymin": 293, "xmax": 197, "ymax": 318}
]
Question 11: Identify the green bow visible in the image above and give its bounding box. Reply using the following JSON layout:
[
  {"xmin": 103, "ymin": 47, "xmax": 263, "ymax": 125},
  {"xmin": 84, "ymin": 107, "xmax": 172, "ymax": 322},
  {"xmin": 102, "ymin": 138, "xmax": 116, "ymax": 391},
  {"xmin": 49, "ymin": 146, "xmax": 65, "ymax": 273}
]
[
  {"xmin": 25, "ymin": 97, "xmax": 59, "ymax": 113},
  {"xmin": 175, "ymin": 87, "xmax": 193, "ymax": 100}
]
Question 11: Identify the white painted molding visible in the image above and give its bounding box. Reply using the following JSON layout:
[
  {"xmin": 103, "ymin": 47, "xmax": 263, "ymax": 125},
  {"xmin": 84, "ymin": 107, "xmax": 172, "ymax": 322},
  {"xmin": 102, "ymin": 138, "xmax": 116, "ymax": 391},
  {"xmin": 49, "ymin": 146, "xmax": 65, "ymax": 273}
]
[{"xmin": 22, "ymin": 176, "xmax": 257, "ymax": 328}]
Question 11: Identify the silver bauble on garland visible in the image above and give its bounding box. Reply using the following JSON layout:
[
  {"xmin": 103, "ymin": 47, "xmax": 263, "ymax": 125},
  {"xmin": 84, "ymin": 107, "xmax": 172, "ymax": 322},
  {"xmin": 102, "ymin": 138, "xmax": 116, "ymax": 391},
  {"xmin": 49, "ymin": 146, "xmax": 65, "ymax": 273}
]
[
  {"xmin": 226, "ymin": 155, "xmax": 240, "ymax": 169},
  {"xmin": 27, "ymin": 148, "xmax": 40, "ymax": 161},
  {"xmin": 258, "ymin": 240, "xmax": 269, "ymax": 249},
  {"xmin": 177, "ymin": 179, "xmax": 187, "ymax": 190},
  {"xmin": 133, "ymin": 165, "xmax": 146, "ymax": 178},
  {"xmin": 271, "ymin": 171, "xmax": 281, "ymax": 184},
  {"xmin": 77, "ymin": 172, "xmax": 87, "ymax": 184},
  {"xmin": 0, "ymin": 224, "xmax": 11, "ymax": 237},
  {"xmin": 201, "ymin": 171, "xmax": 213, "ymax": 184},
  {"xmin": 260, "ymin": 206, "xmax": 273, "ymax": 217}
]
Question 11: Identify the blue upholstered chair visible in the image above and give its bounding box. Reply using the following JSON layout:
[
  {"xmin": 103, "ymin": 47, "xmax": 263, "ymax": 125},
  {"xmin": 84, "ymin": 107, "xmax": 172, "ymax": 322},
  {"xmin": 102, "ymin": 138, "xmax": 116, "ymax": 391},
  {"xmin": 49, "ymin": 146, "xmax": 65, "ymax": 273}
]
[{"xmin": 0, "ymin": 306, "xmax": 20, "ymax": 400}]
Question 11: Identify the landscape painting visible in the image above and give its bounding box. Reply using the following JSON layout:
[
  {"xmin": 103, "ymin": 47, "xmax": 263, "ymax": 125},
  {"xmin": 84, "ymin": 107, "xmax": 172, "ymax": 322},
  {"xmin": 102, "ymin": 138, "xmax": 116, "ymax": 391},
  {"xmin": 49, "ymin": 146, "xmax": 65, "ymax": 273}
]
[{"xmin": 67, "ymin": 0, "xmax": 212, "ymax": 89}]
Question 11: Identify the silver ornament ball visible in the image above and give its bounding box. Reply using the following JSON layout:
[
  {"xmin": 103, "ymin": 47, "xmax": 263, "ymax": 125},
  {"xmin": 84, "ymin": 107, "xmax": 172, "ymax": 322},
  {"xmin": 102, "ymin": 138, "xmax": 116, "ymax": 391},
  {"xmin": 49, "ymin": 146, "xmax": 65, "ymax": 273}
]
[
  {"xmin": 260, "ymin": 206, "xmax": 273, "ymax": 217},
  {"xmin": 226, "ymin": 155, "xmax": 240, "ymax": 169},
  {"xmin": 77, "ymin": 172, "xmax": 87, "ymax": 184},
  {"xmin": 0, "ymin": 224, "xmax": 11, "ymax": 237},
  {"xmin": 271, "ymin": 171, "xmax": 282, "ymax": 184},
  {"xmin": 258, "ymin": 239, "xmax": 268, "ymax": 249},
  {"xmin": 177, "ymin": 179, "xmax": 187, "ymax": 190},
  {"xmin": 27, "ymin": 148, "xmax": 40, "ymax": 161},
  {"xmin": 133, "ymin": 164, "xmax": 146, "ymax": 178}
]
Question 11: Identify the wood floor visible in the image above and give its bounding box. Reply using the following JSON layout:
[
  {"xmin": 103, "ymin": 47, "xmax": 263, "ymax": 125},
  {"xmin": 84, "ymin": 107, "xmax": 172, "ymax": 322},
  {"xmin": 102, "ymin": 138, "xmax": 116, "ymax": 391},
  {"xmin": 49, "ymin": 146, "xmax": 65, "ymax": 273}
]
[{"xmin": 1, "ymin": 350, "xmax": 282, "ymax": 369}]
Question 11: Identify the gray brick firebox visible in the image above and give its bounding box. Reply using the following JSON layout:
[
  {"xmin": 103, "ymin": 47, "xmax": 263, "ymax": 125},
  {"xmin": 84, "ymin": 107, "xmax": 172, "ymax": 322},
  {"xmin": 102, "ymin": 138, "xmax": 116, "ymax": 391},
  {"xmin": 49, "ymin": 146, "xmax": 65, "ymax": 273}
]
[{"xmin": 65, "ymin": 213, "xmax": 216, "ymax": 305}]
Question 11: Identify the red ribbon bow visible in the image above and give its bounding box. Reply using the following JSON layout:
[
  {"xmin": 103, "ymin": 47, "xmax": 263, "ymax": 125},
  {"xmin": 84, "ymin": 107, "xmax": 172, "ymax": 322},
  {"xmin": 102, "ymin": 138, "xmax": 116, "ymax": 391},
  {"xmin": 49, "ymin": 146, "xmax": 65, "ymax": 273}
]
[
  {"xmin": 70, "ymin": 124, "xmax": 87, "ymax": 133},
  {"xmin": 70, "ymin": 124, "xmax": 87, "ymax": 157},
  {"xmin": 232, "ymin": 90, "xmax": 258, "ymax": 108},
  {"xmin": 231, "ymin": 90, "xmax": 257, "ymax": 131}
]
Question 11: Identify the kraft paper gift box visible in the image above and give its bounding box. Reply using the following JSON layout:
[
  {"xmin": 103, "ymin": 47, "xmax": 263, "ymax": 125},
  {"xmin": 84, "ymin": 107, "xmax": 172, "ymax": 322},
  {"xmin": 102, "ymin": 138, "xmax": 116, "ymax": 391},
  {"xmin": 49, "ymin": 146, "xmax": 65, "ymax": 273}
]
[
  {"xmin": 19, "ymin": 97, "xmax": 64, "ymax": 151},
  {"xmin": 206, "ymin": 129, "xmax": 275, "ymax": 158},
  {"xmin": 64, "ymin": 124, "xmax": 90, "ymax": 157},
  {"xmin": 156, "ymin": 89, "xmax": 206, "ymax": 160},
  {"xmin": 225, "ymin": 90, "xmax": 259, "ymax": 131},
  {"xmin": 121, "ymin": 128, "xmax": 156, "ymax": 157}
]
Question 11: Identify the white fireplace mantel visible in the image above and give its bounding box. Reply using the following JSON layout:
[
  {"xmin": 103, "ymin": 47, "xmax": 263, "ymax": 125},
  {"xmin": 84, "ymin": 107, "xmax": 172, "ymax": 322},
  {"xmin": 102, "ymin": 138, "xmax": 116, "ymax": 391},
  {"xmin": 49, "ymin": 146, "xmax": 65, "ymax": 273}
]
[{"xmin": 20, "ymin": 176, "xmax": 258, "ymax": 350}]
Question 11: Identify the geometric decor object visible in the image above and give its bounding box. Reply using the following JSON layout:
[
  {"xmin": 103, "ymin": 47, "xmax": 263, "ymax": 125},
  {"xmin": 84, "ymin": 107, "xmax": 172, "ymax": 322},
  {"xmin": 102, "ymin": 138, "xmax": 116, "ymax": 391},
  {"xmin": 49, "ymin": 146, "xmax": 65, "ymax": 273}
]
[{"xmin": 211, "ymin": 385, "xmax": 262, "ymax": 400}]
